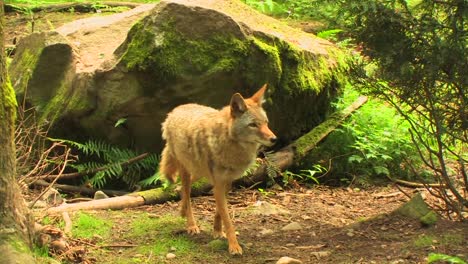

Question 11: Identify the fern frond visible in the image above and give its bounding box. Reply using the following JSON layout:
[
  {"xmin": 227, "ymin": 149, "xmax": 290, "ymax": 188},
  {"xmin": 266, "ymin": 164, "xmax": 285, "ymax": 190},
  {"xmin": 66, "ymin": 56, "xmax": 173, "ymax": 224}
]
[
  {"xmin": 50, "ymin": 138, "xmax": 160, "ymax": 190},
  {"xmin": 90, "ymin": 171, "xmax": 107, "ymax": 189},
  {"xmin": 139, "ymin": 171, "xmax": 162, "ymax": 187}
]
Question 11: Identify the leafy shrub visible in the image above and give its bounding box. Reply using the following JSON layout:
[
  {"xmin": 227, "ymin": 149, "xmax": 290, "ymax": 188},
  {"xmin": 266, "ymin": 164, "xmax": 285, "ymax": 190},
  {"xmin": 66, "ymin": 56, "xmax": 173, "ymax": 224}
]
[
  {"xmin": 299, "ymin": 86, "xmax": 420, "ymax": 186},
  {"xmin": 242, "ymin": 0, "xmax": 288, "ymax": 17}
]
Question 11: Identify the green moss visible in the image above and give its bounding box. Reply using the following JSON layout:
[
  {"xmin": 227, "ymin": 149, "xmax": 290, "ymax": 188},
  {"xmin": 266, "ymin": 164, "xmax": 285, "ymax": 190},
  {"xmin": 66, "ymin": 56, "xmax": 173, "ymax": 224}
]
[
  {"xmin": 120, "ymin": 21, "xmax": 158, "ymax": 71},
  {"xmin": 251, "ymin": 38, "xmax": 282, "ymax": 78},
  {"xmin": 2, "ymin": 77, "xmax": 17, "ymax": 123},
  {"xmin": 207, "ymin": 239, "xmax": 229, "ymax": 252},
  {"xmin": 294, "ymin": 108, "xmax": 347, "ymax": 158},
  {"xmin": 127, "ymin": 214, "xmax": 196, "ymax": 257},
  {"xmin": 191, "ymin": 177, "xmax": 210, "ymax": 190},
  {"xmin": 413, "ymin": 233, "xmax": 463, "ymax": 249},
  {"xmin": 397, "ymin": 193, "xmax": 431, "ymax": 219},
  {"xmin": 420, "ymin": 211, "xmax": 438, "ymax": 226},
  {"xmin": 135, "ymin": 185, "xmax": 179, "ymax": 204},
  {"xmin": 121, "ymin": 21, "xmax": 250, "ymax": 84},
  {"xmin": 273, "ymin": 40, "xmax": 350, "ymax": 95},
  {"xmin": 71, "ymin": 212, "xmax": 112, "ymax": 239},
  {"xmin": 10, "ymin": 48, "xmax": 44, "ymax": 96}
]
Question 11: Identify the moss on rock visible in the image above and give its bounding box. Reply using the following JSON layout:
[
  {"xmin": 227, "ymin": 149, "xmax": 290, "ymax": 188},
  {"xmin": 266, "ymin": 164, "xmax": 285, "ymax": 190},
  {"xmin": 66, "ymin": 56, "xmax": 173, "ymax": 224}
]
[{"xmin": 10, "ymin": 0, "xmax": 352, "ymax": 153}]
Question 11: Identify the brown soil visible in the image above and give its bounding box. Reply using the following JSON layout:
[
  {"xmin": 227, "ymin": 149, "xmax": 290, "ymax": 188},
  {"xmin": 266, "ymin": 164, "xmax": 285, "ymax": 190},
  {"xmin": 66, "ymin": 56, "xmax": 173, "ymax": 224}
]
[{"xmin": 89, "ymin": 186, "xmax": 467, "ymax": 264}]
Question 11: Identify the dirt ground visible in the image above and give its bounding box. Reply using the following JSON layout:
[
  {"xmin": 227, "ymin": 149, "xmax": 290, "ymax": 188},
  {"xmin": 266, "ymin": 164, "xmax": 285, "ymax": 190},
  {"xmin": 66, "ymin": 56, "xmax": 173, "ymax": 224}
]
[
  {"xmin": 68, "ymin": 185, "xmax": 467, "ymax": 264},
  {"xmin": 6, "ymin": 5, "xmax": 467, "ymax": 264}
]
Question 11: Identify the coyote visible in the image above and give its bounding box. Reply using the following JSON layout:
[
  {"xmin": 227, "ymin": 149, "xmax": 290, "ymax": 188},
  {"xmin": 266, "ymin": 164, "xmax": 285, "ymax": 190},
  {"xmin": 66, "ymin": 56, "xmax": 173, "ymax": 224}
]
[{"xmin": 159, "ymin": 84, "xmax": 277, "ymax": 255}]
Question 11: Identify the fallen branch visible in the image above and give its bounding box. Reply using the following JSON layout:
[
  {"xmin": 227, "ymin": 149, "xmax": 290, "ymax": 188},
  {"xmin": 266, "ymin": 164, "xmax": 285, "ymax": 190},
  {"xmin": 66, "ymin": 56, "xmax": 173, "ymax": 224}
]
[
  {"xmin": 47, "ymin": 181, "xmax": 213, "ymax": 214},
  {"xmin": 386, "ymin": 175, "xmax": 446, "ymax": 188},
  {"xmin": 46, "ymin": 96, "xmax": 369, "ymax": 214},
  {"xmin": 372, "ymin": 191, "xmax": 402, "ymax": 199},
  {"xmin": 33, "ymin": 179, "xmax": 128, "ymax": 197}
]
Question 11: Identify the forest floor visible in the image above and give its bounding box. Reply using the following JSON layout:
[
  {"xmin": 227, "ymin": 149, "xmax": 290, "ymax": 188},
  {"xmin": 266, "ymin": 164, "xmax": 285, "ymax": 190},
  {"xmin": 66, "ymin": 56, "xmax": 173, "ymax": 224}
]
[
  {"xmin": 5, "ymin": 4, "xmax": 467, "ymax": 264},
  {"xmin": 37, "ymin": 185, "xmax": 467, "ymax": 264}
]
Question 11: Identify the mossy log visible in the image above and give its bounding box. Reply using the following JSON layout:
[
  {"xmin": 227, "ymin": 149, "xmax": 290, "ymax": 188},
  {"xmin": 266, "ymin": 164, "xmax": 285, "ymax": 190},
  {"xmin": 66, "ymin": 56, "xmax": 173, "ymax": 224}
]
[
  {"xmin": 46, "ymin": 96, "xmax": 368, "ymax": 214},
  {"xmin": 47, "ymin": 183, "xmax": 212, "ymax": 214},
  {"xmin": 4, "ymin": 2, "xmax": 141, "ymax": 13}
]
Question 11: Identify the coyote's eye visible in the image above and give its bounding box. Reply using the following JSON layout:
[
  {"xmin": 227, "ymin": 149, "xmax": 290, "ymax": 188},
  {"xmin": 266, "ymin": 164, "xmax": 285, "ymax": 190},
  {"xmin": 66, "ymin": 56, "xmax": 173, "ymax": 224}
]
[{"xmin": 248, "ymin": 123, "xmax": 258, "ymax": 128}]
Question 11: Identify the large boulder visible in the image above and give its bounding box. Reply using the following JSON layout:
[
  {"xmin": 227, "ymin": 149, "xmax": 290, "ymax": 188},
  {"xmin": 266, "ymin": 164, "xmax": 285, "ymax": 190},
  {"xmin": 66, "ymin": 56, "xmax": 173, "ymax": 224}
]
[{"xmin": 10, "ymin": 0, "xmax": 350, "ymax": 153}]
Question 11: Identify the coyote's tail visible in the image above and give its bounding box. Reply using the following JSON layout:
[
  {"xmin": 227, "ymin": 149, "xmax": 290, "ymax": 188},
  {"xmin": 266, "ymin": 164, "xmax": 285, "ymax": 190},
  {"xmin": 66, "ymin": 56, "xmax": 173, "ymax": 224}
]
[{"xmin": 159, "ymin": 146, "xmax": 178, "ymax": 183}]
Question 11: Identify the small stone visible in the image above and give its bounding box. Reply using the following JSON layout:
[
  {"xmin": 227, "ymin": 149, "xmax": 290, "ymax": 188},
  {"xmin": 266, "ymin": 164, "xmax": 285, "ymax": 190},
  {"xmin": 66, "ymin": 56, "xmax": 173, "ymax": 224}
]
[
  {"xmin": 166, "ymin": 253, "xmax": 176, "ymax": 259},
  {"xmin": 170, "ymin": 246, "xmax": 177, "ymax": 252},
  {"xmin": 248, "ymin": 201, "xmax": 290, "ymax": 215},
  {"xmin": 281, "ymin": 222, "xmax": 303, "ymax": 231},
  {"xmin": 276, "ymin": 256, "xmax": 303, "ymax": 264},
  {"xmin": 44, "ymin": 188, "xmax": 64, "ymax": 205},
  {"xmin": 301, "ymin": 215, "xmax": 311, "ymax": 220},
  {"xmin": 260, "ymin": 228, "xmax": 274, "ymax": 235},
  {"xmin": 94, "ymin": 190, "xmax": 109, "ymax": 200},
  {"xmin": 285, "ymin": 243, "xmax": 295, "ymax": 247}
]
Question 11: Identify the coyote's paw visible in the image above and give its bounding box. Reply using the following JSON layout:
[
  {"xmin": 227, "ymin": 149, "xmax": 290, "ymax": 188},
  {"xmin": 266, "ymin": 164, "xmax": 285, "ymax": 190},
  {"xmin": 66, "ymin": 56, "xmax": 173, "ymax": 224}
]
[
  {"xmin": 228, "ymin": 243, "xmax": 243, "ymax": 255},
  {"xmin": 186, "ymin": 225, "xmax": 200, "ymax": 235},
  {"xmin": 212, "ymin": 230, "xmax": 226, "ymax": 239}
]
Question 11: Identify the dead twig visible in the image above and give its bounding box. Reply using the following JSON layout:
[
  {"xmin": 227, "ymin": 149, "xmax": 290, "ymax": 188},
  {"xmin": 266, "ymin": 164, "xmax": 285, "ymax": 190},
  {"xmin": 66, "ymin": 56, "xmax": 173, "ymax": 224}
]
[
  {"xmin": 29, "ymin": 148, "xmax": 71, "ymax": 209},
  {"xmin": 62, "ymin": 212, "xmax": 72, "ymax": 235}
]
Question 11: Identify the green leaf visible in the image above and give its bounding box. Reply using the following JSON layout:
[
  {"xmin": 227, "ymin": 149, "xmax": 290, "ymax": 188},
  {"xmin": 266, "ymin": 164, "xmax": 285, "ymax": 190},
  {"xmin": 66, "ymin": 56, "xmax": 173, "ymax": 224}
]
[
  {"xmin": 317, "ymin": 29, "xmax": 344, "ymax": 39},
  {"xmin": 114, "ymin": 118, "xmax": 127, "ymax": 127},
  {"xmin": 373, "ymin": 165, "xmax": 389, "ymax": 176},
  {"xmin": 348, "ymin": 155, "xmax": 364, "ymax": 163},
  {"xmin": 139, "ymin": 171, "xmax": 162, "ymax": 187},
  {"xmin": 428, "ymin": 253, "xmax": 466, "ymax": 264}
]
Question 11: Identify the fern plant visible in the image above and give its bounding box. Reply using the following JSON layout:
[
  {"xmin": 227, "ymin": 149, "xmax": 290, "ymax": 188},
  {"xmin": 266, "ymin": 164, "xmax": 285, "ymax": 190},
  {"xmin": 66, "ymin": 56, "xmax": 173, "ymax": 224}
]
[{"xmin": 48, "ymin": 138, "xmax": 160, "ymax": 189}]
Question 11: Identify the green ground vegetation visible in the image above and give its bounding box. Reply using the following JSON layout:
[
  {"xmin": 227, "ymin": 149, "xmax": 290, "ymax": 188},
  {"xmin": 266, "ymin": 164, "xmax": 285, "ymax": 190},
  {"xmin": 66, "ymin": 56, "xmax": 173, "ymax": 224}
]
[{"xmin": 68, "ymin": 211, "xmax": 224, "ymax": 264}]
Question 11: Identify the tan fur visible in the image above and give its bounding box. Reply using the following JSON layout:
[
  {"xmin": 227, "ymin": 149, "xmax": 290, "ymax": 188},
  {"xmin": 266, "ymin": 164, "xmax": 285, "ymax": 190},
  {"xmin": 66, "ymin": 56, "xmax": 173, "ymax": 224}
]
[{"xmin": 159, "ymin": 84, "xmax": 277, "ymax": 255}]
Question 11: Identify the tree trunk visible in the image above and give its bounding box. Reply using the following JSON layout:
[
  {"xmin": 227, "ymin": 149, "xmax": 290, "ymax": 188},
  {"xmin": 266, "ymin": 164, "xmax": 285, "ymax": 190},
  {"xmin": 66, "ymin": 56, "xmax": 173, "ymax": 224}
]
[{"xmin": 0, "ymin": 5, "xmax": 36, "ymax": 263}]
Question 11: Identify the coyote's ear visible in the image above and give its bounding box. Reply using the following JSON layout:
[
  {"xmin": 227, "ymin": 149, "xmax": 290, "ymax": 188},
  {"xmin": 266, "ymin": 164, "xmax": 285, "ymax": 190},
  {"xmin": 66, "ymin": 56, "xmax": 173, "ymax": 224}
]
[
  {"xmin": 230, "ymin": 93, "xmax": 247, "ymax": 117},
  {"xmin": 250, "ymin": 84, "xmax": 267, "ymax": 105}
]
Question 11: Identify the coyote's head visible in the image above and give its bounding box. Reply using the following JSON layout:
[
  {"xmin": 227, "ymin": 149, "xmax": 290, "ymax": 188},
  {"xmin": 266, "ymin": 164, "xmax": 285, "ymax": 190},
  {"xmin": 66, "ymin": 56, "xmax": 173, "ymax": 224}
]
[{"xmin": 230, "ymin": 84, "xmax": 277, "ymax": 147}]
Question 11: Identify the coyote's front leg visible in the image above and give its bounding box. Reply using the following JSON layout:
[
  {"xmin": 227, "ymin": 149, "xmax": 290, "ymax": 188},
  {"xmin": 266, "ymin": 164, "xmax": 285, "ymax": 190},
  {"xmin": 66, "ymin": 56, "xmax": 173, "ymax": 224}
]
[{"xmin": 213, "ymin": 180, "xmax": 242, "ymax": 255}]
